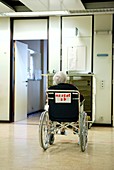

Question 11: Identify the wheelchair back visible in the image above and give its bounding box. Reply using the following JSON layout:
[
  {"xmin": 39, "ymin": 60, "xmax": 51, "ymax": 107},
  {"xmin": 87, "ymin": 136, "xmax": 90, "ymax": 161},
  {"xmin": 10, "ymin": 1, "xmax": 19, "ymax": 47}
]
[{"xmin": 47, "ymin": 90, "xmax": 80, "ymax": 122}]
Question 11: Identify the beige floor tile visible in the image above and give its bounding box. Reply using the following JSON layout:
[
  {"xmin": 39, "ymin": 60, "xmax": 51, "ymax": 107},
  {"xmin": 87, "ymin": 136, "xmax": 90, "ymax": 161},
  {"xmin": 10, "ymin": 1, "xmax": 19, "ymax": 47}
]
[{"xmin": 0, "ymin": 113, "xmax": 114, "ymax": 170}]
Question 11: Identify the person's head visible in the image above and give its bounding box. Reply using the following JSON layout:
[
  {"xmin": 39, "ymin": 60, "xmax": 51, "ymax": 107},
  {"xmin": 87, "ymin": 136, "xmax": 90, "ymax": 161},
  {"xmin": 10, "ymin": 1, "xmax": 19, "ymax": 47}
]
[{"xmin": 53, "ymin": 71, "xmax": 67, "ymax": 85}]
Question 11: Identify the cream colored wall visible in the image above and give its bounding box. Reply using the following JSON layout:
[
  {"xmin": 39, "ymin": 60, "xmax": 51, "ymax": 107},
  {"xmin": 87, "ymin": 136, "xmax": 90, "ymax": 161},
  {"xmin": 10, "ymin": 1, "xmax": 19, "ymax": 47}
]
[
  {"xmin": 93, "ymin": 14, "xmax": 112, "ymax": 124},
  {"xmin": 13, "ymin": 19, "xmax": 47, "ymax": 40},
  {"xmin": 0, "ymin": 18, "xmax": 10, "ymax": 120},
  {"xmin": 62, "ymin": 16, "xmax": 92, "ymax": 72},
  {"xmin": 49, "ymin": 17, "xmax": 61, "ymax": 73}
]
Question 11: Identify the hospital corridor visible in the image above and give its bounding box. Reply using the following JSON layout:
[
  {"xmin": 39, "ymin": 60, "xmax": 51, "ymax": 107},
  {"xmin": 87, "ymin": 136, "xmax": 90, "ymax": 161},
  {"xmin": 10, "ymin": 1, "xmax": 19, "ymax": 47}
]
[{"xmin": 0, "ymin": 0, "xmax": 114, "ymax": 170}]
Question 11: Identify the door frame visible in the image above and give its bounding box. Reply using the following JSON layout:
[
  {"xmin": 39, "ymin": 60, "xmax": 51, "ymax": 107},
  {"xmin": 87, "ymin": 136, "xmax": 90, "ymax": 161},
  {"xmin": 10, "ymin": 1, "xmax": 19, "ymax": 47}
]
[{"xmin": 9, "ymin": 18, "xmax": 49, "ymax": 122}]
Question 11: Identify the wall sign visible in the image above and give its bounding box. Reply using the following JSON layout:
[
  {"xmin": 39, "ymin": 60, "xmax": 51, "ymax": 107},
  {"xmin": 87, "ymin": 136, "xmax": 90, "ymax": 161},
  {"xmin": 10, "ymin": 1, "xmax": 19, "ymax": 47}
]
[
  {"xmin": 67, "ymin": 46, "xmax": 86, "ymax": 71},
  {"xmin": 97, "ymin": 54, "xmax": 108, "ymax": 57},
  {"xmin": 55, "ymin": 93, "xmax": 71, "ymax": 103}
]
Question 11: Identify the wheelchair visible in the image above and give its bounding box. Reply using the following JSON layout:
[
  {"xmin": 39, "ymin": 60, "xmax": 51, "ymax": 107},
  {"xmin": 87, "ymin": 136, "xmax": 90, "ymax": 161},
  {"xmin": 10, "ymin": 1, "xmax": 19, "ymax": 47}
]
[{"xmin": 39, "ymin": 90, "xmax": 88, "ymax": 152}]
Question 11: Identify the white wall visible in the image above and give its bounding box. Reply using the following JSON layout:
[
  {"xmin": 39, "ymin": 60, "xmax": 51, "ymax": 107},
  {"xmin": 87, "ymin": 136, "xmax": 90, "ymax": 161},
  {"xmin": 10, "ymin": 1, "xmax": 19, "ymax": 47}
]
[
  {"xmin": 49, "ymin": 17, "xmax": 61, "ymax": 73},
  {"xmin": 13, "ymin": 19, "xmax": 47, "ymax": 40},
  {"xmin": 62, "ymin": 16, "xmax": 92, "ymax": 72},
  {"xmin": 0, "ymin": 18, "xmax": 10, "ymax": 121},
  {"xmin": 93, "ymin": 14, "xmax": 112, "ymax": 124}
]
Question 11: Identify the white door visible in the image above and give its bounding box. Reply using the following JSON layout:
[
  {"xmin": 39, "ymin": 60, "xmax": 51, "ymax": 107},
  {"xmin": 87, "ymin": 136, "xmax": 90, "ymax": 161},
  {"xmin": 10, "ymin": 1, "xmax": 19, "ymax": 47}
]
[{"xmin": 14, "ymin": 41, "xmax": 28, "ymax": 121}]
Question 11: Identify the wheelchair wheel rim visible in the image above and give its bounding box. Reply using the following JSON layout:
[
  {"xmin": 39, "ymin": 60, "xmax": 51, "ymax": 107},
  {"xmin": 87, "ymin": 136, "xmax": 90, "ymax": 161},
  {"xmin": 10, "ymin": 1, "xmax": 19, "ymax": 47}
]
[
  {"xmin": 80, "ymin": 112, "xmax": 88, "ymax": 152},
  {"xmin": 39, "ymin": 111, "xmax": 50, "ymax": 150}
]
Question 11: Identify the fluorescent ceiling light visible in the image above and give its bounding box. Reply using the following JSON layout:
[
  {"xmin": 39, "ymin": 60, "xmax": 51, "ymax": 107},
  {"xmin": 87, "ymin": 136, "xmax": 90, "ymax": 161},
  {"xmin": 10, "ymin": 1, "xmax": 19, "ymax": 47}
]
[{"xmin": 2, "ymin": 11, "xmax": 69, "ymax": 17}]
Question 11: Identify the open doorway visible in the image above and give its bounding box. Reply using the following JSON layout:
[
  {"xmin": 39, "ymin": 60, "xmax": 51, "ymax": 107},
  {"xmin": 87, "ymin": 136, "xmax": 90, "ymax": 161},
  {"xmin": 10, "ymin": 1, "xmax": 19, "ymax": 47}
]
[{"xmin": 12, "ymin": 40, "xmax": 48, "ymax": 122}]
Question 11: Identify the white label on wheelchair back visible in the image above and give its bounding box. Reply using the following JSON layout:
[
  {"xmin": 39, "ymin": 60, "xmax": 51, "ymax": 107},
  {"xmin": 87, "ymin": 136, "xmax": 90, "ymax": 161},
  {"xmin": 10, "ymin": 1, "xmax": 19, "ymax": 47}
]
[{"xmin": 55, "ymin": 93, "xmax": 71, "ymax": 103}]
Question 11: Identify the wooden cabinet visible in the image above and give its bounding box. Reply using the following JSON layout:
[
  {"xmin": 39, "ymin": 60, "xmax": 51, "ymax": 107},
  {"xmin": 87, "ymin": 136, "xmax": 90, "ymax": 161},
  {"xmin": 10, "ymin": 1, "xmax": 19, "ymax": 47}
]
[{"xmin": 68, "ymin": 74, "xmax": 95, "ymax": 124}]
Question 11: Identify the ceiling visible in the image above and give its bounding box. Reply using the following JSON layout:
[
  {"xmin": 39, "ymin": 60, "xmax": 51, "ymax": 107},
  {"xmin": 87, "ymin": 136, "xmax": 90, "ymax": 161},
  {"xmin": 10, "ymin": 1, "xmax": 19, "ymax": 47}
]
[{"xmin": 0, "ymin": 0, "xmax": 114, "ymax": 16}]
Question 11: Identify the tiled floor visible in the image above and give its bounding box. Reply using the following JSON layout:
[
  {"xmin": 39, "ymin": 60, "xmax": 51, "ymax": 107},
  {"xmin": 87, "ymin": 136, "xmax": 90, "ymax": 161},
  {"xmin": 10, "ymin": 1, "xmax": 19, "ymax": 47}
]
[{"xmin": 0, "ymin": 113, "xmax": 114, "ymax": 170}]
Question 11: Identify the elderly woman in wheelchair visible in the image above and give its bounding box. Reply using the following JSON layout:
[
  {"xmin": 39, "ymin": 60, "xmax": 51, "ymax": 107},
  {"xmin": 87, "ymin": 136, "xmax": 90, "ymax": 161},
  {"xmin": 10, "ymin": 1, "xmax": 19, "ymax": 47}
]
[{"xmin": 39, "ymin": 71, "xmax": 88, "ymax": 152}]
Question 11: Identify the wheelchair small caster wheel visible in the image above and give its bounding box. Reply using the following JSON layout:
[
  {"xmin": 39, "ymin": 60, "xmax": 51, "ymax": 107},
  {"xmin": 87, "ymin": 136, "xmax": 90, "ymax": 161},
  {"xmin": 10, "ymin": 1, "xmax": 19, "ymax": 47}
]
[{"xmin": 49, "ymin": 134, "xmax": 54, "ymax": 145}]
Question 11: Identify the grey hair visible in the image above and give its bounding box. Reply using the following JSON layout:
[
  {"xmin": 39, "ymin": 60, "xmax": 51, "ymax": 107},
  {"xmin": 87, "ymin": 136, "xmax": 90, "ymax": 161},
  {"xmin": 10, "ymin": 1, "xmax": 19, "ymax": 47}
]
[{"xmin": 53, "ymin": 71, "xmax": 67, "ymax": 85}]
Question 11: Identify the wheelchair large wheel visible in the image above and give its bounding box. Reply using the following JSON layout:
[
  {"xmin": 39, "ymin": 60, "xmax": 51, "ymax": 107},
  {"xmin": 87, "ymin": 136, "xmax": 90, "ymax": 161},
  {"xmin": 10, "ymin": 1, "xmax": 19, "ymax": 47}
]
[
  {"xmin": 39, "ymin": 111, "xmax": 50, "ymax": 150},
  {"xmin": 79, "ymin": 112, "xmax": 88, "ymax": 152}
]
